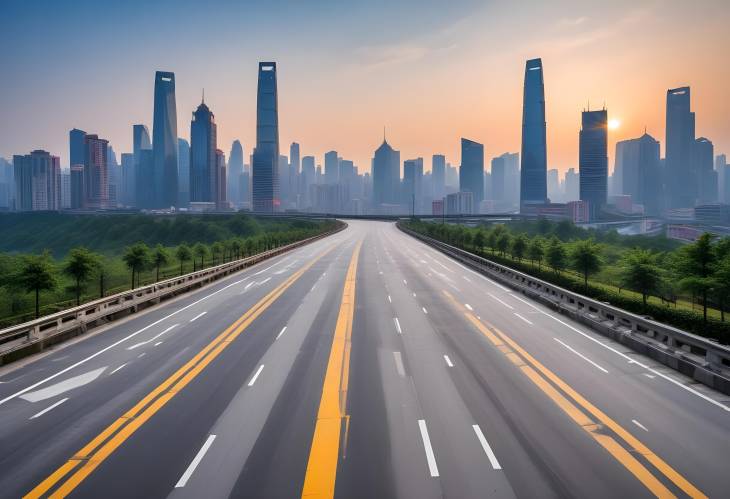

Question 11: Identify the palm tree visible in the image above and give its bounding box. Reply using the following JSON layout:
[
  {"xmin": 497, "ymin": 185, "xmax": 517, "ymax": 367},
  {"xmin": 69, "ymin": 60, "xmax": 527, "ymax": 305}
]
[
  {"xmin": 123, "ymin": 242, "xmax": 151, "ymax": 289},
  {"xmin": 63, "ymin": 247, "xmax": 101, "ymax": 306},
  {"xmin": 175, "ymin": 243, "xmax": 192, "ymax": 275},
  {"xmin": 16, "ymin": 252, "xmax": 58, "ymax": 318}
]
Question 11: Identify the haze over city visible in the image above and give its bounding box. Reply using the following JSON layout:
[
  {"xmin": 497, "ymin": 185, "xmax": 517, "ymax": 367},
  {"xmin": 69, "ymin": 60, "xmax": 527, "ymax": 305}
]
[{"xmin": 2, "ymin": 0, "xmax": 729, "ymax": 174}]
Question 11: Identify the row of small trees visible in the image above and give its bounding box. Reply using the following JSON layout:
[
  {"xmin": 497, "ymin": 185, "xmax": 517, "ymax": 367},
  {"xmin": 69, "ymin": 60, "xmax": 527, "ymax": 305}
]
[
  {"xmin": 3, "ymin": 229, "xmax": 322, "ymax": 320},
  {"xmin": 407, "ymin": 221, "xmax": 730, "ymax": 324}
]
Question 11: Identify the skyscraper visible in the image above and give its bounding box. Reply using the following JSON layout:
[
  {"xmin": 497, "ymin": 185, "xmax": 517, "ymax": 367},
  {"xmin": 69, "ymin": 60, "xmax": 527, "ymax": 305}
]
[
  {"xmin": 301, "ymin": 155, "xmax": 315, "ymax": 208},
  {"xmin": 69, "ymin": 128, "xmax": 86, "ymax": 168},
  {"xmin": 84, "ymin": 134, "xmax": 110, "ymax": 209},
  {"xmin": 459, "ymin": 138, "xmax": 484, "ymax": 205},
  {"xmin": 403, "ymin": 158, "xmax": 423, "ymax": 214},
  {"xmin": 520, "ymin": 58, "xmax": 548, "ymax": 209},
  {"xmin": 178, "ymin": 138, "xmax": 190, "ymax": 207},
  {"xmin": 120, "ymin": 152, "xmax": 135, "ymax": 207},
  {"xmin": 133, "ymin": 124, "xmax": 151, "ymax": 208},
  {"xmin": 252, "ymin": 62, "xmax": 279, "ymax": 212},
  {"xmin": 490, "ymin": 156, "xmax": 505, "ymax": 201},
  {"xmin": 13, "ymin": 150, "xmax": 61, "ymax": 211},
  {"xmin": 617, "ymin": 133, "xmax": 662, "ymax": 215},
  {"xmin": 228, "ymin": 140, "xmax": 244, "ymax": 206},
  {"xmin": 190, "ymin": 99, "xmax": 217, "ymax": 204},
  {"xmin": 152, "ymin": 71, "xmax": 178, "ymax": 208},
  {"xmin": 565, "ymin": 167, "xmax": 579, "ymax": 201},
  {"xmin": 372, "ymin": 139, "xmax": 400, "ymax": 208},
  {"xmin": 665, "ymin": 87, "xmax": 695, "ymax": 209},
  {"xmin": 694, "ymin": 137, "xmax": 716, "ymax": 204},
  {"xmin": 324, "ymin": 150, "xmax": 339, "ymax": 185},
  {"xmin": 289, "ymin": 142, "xmax": 300, "ymax": 174},
  {"xmin": 432, "ymin": 154, "xmax": 445, "ymax": 200},
  {"xmin": 579, "ymin": 109, "xmax": 608, "ymax": 220},
  {"xmin": 216, "ymin": 149, "xmax": 227, "ymax": 209}
]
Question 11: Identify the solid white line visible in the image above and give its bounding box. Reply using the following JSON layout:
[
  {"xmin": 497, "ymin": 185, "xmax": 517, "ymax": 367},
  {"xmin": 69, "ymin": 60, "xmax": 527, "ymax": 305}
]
[
  {"xmin": 422, "ymin": 307, "xmax": 428, "ymax": 315},
  {"xmin": 553, "ymin": 338, "xmax": 608, "ymax": 373},
  {"xmin": 488, "ymin": 293, "xmax": 514, "ymax": 310},
  {"xmin": 30, "ymin": 398, "xmax": 68, "ymax": 420},
  {"xmin": 513, "ymin": 313, "xmax": 533, "ymax": 325},
  {"xmin": 175, "ymin": 434, "xmax": 217, "ymax": 488},
  {"xmin": 387, "ymin": 295, "xmax": 392, "ymax": 303},
  {"xmin": 0, "ymin": 271, "xmax": 255, "ymax": 407},
  {"xmin": 465, "ymin": 304, "xmax": 473, "ymax": 311},
  {"xmin": 393, "ymin": 352, "xmax": 406, "ymax": 377},
  {"xmin": 632, "ymin": 419, "xmax": 649, "ymax": 432},
  {"xmin": 444, "ymin": 355, "xmax": 454, "ymax": 367},
  {"xmin": 418, "ymin": 420, "xmax": 439, "ymax": 477},
  {"xmin": 473, "ymin": 425, "xmax": 502, "ymax": 470},
  {"xmin": 190, "ymin": 311, "xmax": 207, "ymax": 322},
  {"xmin": 536, "ymin": 307, "xmax": 730, "ymax": 412},
  {"xmin": 448, "ymin": 258, "xmax": 510, "ymax": 291},
  {"xmin": 127, "ymin": 324, "xmax": 179, "ymax": 350},
  {"xmin": 509, "ymin": 293, "xmax": 542, "ymax": 311},
  {"xmin": 248, "ymin": 365, "xmax": 264, "ymax": 387},
  {"xmin": 276, "ymin": 326, "xmax": 287, "ymax": 340},
  {"xmin": 109, "ymin": 363, "xmax": 127, "ymax": 375},
  {"xmin": 394, "ymin": 318, "xmax": 402, "ymax": 334}
]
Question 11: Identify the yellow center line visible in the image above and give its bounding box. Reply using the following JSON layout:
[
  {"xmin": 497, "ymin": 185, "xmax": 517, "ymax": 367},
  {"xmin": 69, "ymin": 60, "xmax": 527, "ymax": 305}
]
[
  {"xmin": 301, "ymin": 240, "xmax": 362, "ymax": 499},
  {"xmin": 441, "ymin": 291, "xmax": 705, "ymax": 499},
  {"xmin": 25, "ymin": 243, "xmax": 336, "ymax": 499}
]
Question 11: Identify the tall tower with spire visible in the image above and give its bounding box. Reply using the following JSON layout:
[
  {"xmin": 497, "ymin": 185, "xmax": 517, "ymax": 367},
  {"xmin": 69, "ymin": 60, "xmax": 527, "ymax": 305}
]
[
  {"xmin": 189, "ymin": 95, "xmax": 217, "ymax": 204},
  {"xmin": 519, "ymin": 58, "xmax": 548, "ymax": 210},
  {"xmin": 252, "ymin": 62, "xmax": 280, "ymax": 212}
]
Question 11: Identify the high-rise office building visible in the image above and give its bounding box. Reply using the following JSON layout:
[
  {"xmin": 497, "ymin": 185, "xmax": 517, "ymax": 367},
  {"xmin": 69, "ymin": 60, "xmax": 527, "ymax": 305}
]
[
  {"xmin": 565, "ymin": 167, "xmax": 579, "ymax": 201},
  {"xmin": 0, "ymin": 157, "xmax": 14, "ymax": 209},
  {"xmin": 301, "ymin": 155, "xmax": 315, "ymax": 208},
  {"xmin": 618, "ymin": 133, "xmax": 662, "ymax": 215},
  {"xmin": 324, "ymin": 150, "xmax": 339, "ymax": 185},
  {"xmin": 228, "ymin": 140, "xmax": 244, "ymax": 207},
  {"xmin": 490, "ymin": 156, "xmax": 505, "ymax": 201},
  {"xmin": 13, "ymin": 150, "xmax": 61, "ymax": 211},
  {"xmin": 152, "ymin": 71, "xmax": 179, "ymax": 208},
  {"xmin": 403, "ymin": 158, "xmax": 424, "ymax": 214},
  {"xmin": 216, "ymin": 149, "xmax": 227, "ymax": 209},
  {"xmin": 60, "ymin": 170, "xmax": 71, "ymax": 209},
  {"xmin": 133, "ymin": 124, "xmax": 152, "ymax": 208},
  {"xmin": 70, "ymin": 165, "xmax": 84, "ymax": 209},
  {"xmin": 289, "ymin": 142, "xmax": 300, "ymax": 175},
  {"xmin": 547, "ymin": 168, "xmax": 560, "ymax": 202},
  {"xmin": 520, "ymin": 58, "xmax": 548, "ymax": 208},
  {"xmin": 432, "ymin": 154, "xmax": 446, "ymax": 200},
  {"xmin": 190, "ymin": 99, "xmax": 217, "ymax": 205},
  {"xmin": 665, "ymin": 87, "xmax": 695, "ymax": 209},
  {"xmin": 178, "ymin": 138, "xmax": 190, "ymax": 208},
  {"xmin": 107, "ymin": 145, "xmax": 119, "ymax": 207},
  {"xmin": 120, "ymin": 153, "xmax": 135, "ymax": 207},
  {"xmin": 69, "ymin": 128, "xmax": 86, "ymax": 169},
  {"xmin": 694, "ymin": 137, "xmax": 716, "ymax": 204},
  {"xmin": 459, "ymin": 138, "xmax": 484, "ymax": 205},
  {"xmin": 372, "ymin": 139, "xmax": 400, "ymax": 207},
  {"xmin": 579, "ymin": 109, "xmax": 608, "ymax": 220},
  {"xmin": 717, "ymin": 154, "xmax": 729, "ymax": 203},
  {"xmin": 83, "ymin": 134, "xmax": 110, "ymax": 209},
  {"xmin": 252, "ymin": 62, "xmax": 279, "ymax": 212}
]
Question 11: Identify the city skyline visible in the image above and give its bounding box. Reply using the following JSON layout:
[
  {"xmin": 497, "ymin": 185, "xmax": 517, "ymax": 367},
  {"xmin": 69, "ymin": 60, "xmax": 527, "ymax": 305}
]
[{"xmin": 2, "ymin": 1, "xmax": 729, "ymax": 175}]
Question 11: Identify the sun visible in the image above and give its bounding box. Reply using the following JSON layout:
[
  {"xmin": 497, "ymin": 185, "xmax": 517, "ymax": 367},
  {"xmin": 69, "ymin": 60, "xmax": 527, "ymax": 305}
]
[{"xmin": 608, "ymin": 119, "xmax": 621, "ymax": 130}]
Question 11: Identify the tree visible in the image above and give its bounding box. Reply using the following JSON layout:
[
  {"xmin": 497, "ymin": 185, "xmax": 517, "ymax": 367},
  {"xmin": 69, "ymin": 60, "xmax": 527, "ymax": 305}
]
[
  {"xmin": 211, "ymin": 241, "xmax": 225, "ymax": 265},
  {"xmin": 712, "ymin": 255, "xmax": 730, "ymax": 322},
  {"xmin": 674, "ymin": 233, "xmax": 716, "ymax": 323},
  {"xmin": 619, "ymin": 249, "xmax": 663, "ymax": 308},
  {"xmin": 485, "ymin": 230, "xmax": 497, "ymax": 255},
  {"xmin": 152, "ymin": 244, "xmax": 171, "ymax": 282},
  {"xmin": 193, "ymin": 243, "xmax": 209, "ymax": 270},
  {"xmin": 123, "ymin": 242, "xmax": 151, "ymax": 289},
  {"xmin": 570, "ymin": 239, "xmax": 602, "ymax": 292},
  {"xmin": 510, "ymin": 234, "xmax": 528, "ymax": 262},
  {"xmin": 472, "ymin": 230, "xmax": 486, "ymax": 253},
  {"xmin": 175, "ymin": 243, "xmax": 192, "ymax": 276},
  {"xmin": 546, "ymin": 238, "xmax": 567, "ymax": 275},
  {"xmin": 63, "ymin": 247, "xmax": 101, "ymax": 306},
  {"xmin": 496, "ymin": 232, "xmax": 511, "ymax": 257},
  {"xmin": 16, "ymin": 252, "xmax": 57, "ymax": 318},
  {"xmin": 527, "ymin": 238, "xmax": 544, "ymax": 270},
  {"xmin": 228, "ymin": 238, "xmax": 243, "ymax": 261}
]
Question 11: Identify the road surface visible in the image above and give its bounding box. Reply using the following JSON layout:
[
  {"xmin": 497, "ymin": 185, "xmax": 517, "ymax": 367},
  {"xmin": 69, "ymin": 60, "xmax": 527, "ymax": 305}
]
[{"xmin": 0, "ymin": 220, "xmax": 728, "ymax": 498}]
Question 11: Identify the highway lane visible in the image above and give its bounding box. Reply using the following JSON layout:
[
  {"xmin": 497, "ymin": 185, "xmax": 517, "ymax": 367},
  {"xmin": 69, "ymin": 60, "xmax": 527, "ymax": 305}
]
[{"xmin": 0, "ymin": 220, "xmax": 728, "ymax": 498}]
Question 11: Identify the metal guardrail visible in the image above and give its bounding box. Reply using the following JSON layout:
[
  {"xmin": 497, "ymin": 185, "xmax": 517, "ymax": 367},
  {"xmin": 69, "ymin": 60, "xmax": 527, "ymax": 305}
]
[
  {"xmin": 0, "ymin": 222, "xmax": 346, "ymax": 366},
  {"xmin": 398, "ymin": 222, "xmax": 730, "ymax": 395}
]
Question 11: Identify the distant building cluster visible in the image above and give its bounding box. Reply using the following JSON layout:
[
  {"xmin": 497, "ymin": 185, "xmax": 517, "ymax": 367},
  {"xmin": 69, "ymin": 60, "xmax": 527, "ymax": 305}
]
[{"xmin": 1, "ymin": 59, "xmax": 728, "ymax": 229}]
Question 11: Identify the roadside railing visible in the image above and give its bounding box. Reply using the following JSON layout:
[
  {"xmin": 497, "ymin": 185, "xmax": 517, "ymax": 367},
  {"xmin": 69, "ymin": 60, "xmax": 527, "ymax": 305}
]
[
  {"xmin": 0, "ymin": 221, "xmax": 346, "ymax": 366},
  {"xmin": 398, "ymin": 222, "xmax": 730, "ymax": 395}
]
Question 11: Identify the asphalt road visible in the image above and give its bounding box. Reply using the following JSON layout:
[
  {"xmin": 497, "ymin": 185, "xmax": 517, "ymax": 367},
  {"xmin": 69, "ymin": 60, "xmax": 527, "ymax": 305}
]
[{"xmin": 0, "ymin": 220, "xmax": 728, "ymax": 499}]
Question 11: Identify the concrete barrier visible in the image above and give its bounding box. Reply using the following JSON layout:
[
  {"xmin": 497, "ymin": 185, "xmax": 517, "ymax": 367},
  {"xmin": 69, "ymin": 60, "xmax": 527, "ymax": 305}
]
[
  {"xmin": 0, "ymin": 222, "xmax": 345, "ymax": 366},
  {"xmin": 398, "ymin": 222, "xmax": 730, "ymax": 396}
]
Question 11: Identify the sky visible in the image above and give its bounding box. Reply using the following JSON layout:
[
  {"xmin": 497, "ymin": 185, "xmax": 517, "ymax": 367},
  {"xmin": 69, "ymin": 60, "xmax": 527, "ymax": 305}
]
[{"xmin": 1, "ymin": 0, "xmax": 729, "ymax": 176}]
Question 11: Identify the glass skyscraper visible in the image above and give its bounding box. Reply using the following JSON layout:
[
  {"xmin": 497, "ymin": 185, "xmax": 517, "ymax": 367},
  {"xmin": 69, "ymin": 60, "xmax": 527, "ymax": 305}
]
[
  {"xmin": 152, "ymin": 71, "xmax": 179, "ymax": 209},
  {"xmin": 252, "ymin": 62, "xmax": 279, "ymax": 212},
  {"xmin": 459, "ymin": 138, "xmax": 484, "ymax": 205},
  {"xmin": 579, "ymin": 109, "xmax": 608, "ymax": 220},
  {"xmin": 519, "ymin": 58, "xmax": 548, "ymax": 208},
  {"xmin": 133, "ymin": 124, "xmax": 152, "ymax": 209},
  {"xmin": 665, "ymin": 87, "xmax": 695, "ymax": 209},
  {"xmin": 190, "ymin": 99, "xmax": 217, "ymax": 204}
]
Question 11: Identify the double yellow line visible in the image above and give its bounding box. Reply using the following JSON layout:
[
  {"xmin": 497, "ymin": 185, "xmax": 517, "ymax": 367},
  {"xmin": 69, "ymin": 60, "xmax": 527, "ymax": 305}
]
[
  {"xmin": 442, "ymin": 290, "xmax": 706, "ymax": 499},
  {"xmin": 26, "ymin": 246, "xmax": 333, "ymax": 498},
  {"xmin": 301, "ymin": 240, "xmax": 362, "ymax": 499}
]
